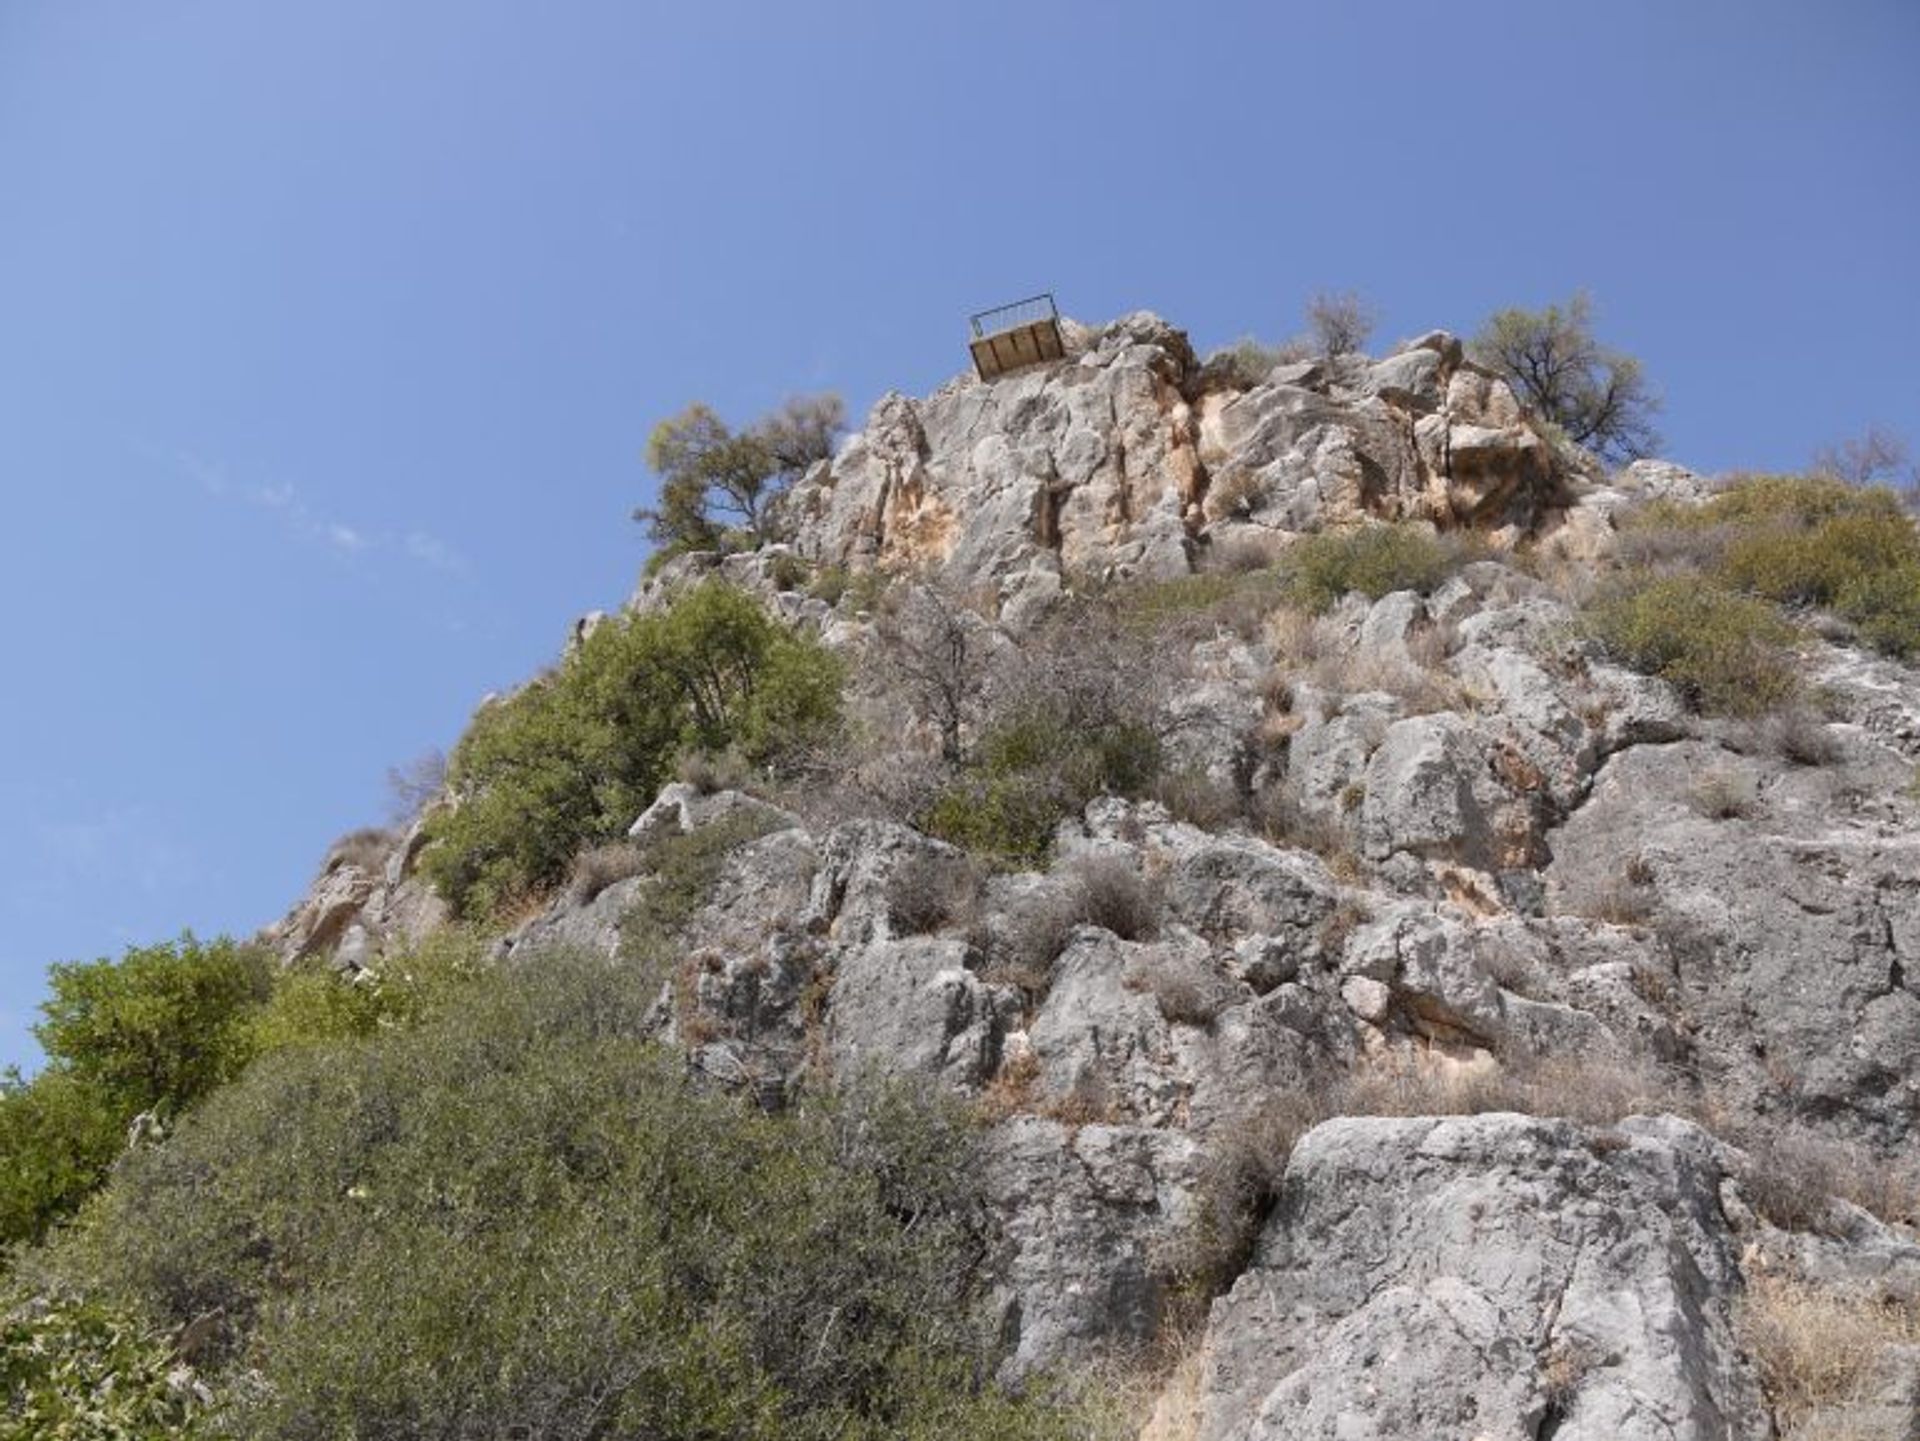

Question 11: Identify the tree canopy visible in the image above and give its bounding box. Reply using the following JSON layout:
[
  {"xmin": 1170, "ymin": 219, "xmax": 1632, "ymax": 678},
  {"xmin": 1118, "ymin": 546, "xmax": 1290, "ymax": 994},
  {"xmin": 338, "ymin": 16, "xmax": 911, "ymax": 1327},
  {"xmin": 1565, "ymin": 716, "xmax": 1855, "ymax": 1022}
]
[
  {"xmin": 637, "ymin": 395, "xmax": 843, "ymax": 556},
  {"xmin": 1470, "ymin": 292, "xmax": 1661, "ymax": 464}
]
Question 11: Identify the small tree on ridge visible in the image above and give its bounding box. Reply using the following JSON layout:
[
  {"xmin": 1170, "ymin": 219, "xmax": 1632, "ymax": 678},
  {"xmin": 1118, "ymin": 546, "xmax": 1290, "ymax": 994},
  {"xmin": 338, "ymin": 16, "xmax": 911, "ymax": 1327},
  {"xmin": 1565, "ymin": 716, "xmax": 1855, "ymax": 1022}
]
[{"xmin": 1470, "ymin": 291, "xmax": 1661, "ymax": 464}]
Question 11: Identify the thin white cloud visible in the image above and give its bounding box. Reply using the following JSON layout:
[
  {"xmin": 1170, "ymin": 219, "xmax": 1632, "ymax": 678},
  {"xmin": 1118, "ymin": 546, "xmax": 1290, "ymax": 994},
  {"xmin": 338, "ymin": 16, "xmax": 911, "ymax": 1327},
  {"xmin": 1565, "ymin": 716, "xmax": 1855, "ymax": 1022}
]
[
  {"xmin": 327, "ymin": 522, "xmax": 369, "ymax": 553},
  {"xmin": 34, "ymin": 808, "xmax": 201, "ymax": 903},
  {"xmin": 403, "ymin": 530, "xmax": 467, "ymax": 572},
  {"xmin": 149, "ymin": 445, "xmax": 470, "ymax": 576}
]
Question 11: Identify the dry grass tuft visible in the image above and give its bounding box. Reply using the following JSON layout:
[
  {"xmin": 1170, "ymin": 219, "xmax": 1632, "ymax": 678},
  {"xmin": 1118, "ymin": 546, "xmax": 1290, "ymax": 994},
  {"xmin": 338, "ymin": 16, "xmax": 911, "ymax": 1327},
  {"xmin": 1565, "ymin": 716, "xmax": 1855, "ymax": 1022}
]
[
  {"xmin": 1688, "ymin": 767, "xmax": 1759, "ymax": 820},
  {"xmin": 1741, "ymin": 1273, "xmax": 1920, "ymax": 1437},
  {"xmin": 1124, "ymin": 955, "xmax": 1231, "ymax": 1028},
  {"xmin": 1737, "ymin": 1126, "xmax": 1920, "ymax": 1234},
  {"xmin": 323, "ymin": 826, "xmax": 395, "ymax": 876},
  {"xmin": 885, "ymin": 852, "xmax": 980, "ymax": 937},
  {"xmin": 1334, "ymin": 1051, "xmax": 1680, "ymax": 1128},
  {"xmin": 567, "ymin": 841, "xmax": 648, "ymax": 904},
  {"xmin": 1066, "ymin": 852, "xmax": 1166, "ymax": 941}
]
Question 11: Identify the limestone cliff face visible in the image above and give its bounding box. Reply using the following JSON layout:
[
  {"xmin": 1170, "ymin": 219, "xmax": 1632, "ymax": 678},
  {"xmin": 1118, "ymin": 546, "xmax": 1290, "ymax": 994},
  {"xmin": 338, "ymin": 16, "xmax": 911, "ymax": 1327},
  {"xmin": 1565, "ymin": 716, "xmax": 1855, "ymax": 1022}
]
[
  {"xmin": 273, "ymin": 313, "xmax": 1920, "ymax": 1440},
  {"xmin": 780, "ymin": 313, "xmax": 1571, "ymax": 621}
]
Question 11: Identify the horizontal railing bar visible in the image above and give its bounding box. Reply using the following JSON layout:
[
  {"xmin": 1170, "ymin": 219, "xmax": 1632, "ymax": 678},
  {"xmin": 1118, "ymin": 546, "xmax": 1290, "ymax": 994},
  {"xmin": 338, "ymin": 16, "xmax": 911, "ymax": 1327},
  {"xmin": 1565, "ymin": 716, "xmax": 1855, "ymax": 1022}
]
[{"xmin": 969, "ymin": 292, "xmax": 1058, "ymax": 338}]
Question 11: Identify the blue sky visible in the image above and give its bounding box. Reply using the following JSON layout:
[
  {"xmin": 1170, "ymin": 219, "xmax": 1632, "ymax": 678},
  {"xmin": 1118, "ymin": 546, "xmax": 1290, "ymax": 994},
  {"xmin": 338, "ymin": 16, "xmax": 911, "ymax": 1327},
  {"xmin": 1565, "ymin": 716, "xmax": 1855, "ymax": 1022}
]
[{"xmin": 1, "ymin": 1, "xmax": 1915, "ymax": 1069}]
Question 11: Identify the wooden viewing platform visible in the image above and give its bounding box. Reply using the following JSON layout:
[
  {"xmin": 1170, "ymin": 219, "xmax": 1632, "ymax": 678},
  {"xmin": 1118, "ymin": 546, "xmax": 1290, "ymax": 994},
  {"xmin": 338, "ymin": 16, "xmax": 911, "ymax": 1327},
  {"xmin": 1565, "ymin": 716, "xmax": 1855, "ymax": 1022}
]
[{"xmin": 968, "ymin": 293, "xmax": 1065, "ymax": 381}]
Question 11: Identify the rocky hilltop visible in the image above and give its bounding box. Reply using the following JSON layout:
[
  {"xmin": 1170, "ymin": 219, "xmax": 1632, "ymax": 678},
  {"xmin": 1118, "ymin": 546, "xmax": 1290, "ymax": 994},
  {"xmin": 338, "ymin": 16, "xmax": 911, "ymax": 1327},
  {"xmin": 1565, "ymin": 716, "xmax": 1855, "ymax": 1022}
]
[{"xmin": 270, "ymin": 314, "xmax": 1920, "ymax": 1440}]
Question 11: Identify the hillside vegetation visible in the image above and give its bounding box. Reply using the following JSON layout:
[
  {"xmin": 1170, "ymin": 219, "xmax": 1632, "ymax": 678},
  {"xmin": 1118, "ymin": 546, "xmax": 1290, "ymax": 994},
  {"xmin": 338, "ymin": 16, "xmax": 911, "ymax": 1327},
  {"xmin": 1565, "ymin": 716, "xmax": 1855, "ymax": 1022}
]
[{"xmin": 8, "ymin": 308, "xmax": 1920, "ymax": 1441}]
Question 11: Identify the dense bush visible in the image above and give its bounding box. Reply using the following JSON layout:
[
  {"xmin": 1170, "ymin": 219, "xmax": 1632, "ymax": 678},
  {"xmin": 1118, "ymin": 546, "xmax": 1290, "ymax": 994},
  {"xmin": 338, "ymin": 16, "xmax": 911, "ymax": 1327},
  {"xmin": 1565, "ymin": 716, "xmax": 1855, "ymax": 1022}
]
[
  {"xmin": 0, "ymin": 1073, "xmax": 122, "ymax": 1253},
  {"xmin": 1284, "ymin": 523, "xmax": 1463, "ymax": 612},
  {"xmin": 1, "ymin": 934, "xmax": 276, "ymax": 1247},
  {"xmin": 923, "ymin": 709, "xmax": 1161, "ymax": 864},
  {"xmin": 423, "ymin": 582, "xmax": 841, "ymax": 918},
  {"xmin": 35, "ymin": 935, "xmax": 273, "ymax": 1120},
  {"xmin": 36, "ymin": 949, "xmax": 1096, "ymax": 1441},
  {"xmin": 1, "ymin": 929, "xmax": 495, "ymax": 1252},
  {"xmin": 246, "ymin": 927, "xmax": 490, "ymax": 1056},
  {"xmin": 0, "ymin": 1290, "xmax": 206, "ymax": 1439},
  {"xmin": 1618, "ymin": 474, "xmax": 1920, "ymax": 660},
  {"xmin": 1587, "ymin": 574, "xmax": 1802, "ymax": 716}
]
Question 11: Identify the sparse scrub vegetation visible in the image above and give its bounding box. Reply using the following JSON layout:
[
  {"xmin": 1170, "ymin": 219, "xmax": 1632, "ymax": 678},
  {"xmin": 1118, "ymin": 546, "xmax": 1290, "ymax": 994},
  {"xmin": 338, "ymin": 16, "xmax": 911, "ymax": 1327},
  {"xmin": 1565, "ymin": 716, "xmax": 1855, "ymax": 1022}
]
[
  {"xmin": 887, "ymin": 852, "xmax": 980, "ymax": 936},
  {"xmin": 1609, "ymin": 474, "xmax": 1920, "ymax": 669},
  {"xmin": 1205, "ymin": 335, "xmax": 1308, "ymax": 389},
  {"xmin": 1283, "ymin": 523, "xmax": 1463, "ymax": 612},
  {"xmin": 1687, "ymin": 767, "xmax": 1759, "ymax": 820},
  {"xmin": 321, "ymin": 825, "xmax": 393, "ymax": 875},
  {"xmin": 971, "ymin": 890, "xmax": 1080, "ymax": 998},
  {"xmin": 1126, "ymin": 956, "xmax": 1227, "ymax": 1027},
  {"xmin": 1067, "ymin": 852, "xmax": 1165, "ymax": 941},
  {"xmin": 1587, "ymin": 573, "xmax": 1803, "ymax": 716},
  {"xmin": 920, "ymin": 606, "xmax": 1166, "ymax": 864},
  {"xmin": 423, "ymin": 582, "xmax": 840, "ymax": 918},
  {"xmin": 567, "ymin": 839, "xmax": 648, "ymax": 903},
  {"xmin": 618, "ymin": 810, "xmax": 785, "ymax": 963},
  {"xmin": 1741, "ymin": 1274, "xmax": 1920, "ymax": 1438},
  {"xmin": 1304, "ymin": 289, "xmax": 1377, "ymax": 359}
]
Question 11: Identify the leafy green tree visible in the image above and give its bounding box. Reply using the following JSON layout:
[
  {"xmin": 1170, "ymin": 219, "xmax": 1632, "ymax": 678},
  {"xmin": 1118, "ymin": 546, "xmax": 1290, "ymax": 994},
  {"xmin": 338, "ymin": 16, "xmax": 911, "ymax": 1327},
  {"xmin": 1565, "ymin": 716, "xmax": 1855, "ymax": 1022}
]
[
  {"xmin": 1470, "ymin": 292, "xmax": 1661, "ymax": 464},
  {"xmin": 636, "ymin": 394, "xmax": 843, "ymax": 555},
  {"xmin": 35, "ymin": 936, "xmax": 273, "ymax": 1120},
  {"xmin": 0, "ymin": 1072, "xmax": 123, "ymax": 1249},
  {"xmin": 423, "ymin": 582, "xmax": 841, "ymax": 917},
  {"xmin": 0, "ymin": 936, "xmax": 276, "ymax": 1248}
]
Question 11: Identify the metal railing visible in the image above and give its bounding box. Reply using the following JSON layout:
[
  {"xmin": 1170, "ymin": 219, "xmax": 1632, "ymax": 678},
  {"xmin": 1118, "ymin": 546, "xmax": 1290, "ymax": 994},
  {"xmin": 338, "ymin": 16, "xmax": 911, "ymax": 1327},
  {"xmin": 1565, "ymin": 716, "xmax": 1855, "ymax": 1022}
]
[{"xmin": 969, "ymin": 292, "xmax": 1059, "ymax": 339}]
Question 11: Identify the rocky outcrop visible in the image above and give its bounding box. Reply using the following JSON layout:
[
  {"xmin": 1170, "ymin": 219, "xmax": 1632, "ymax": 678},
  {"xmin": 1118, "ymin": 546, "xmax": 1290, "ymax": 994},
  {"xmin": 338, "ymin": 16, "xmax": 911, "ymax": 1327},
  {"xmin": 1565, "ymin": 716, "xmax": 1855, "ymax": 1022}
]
[
  {"xmin": 261, "ymin": 822, "xmax": 445, "ymax": 968},
  {"xmin": 1196, "ymin": 1114, "xmax": 1773, "ymax": 1441},
  {"xmin": 775, "ymin": 315, "xmax": 1574, "ymax": 621},
  {"xmin": 260, "ymin": 311, "xmax": 1920, "ymax": 1435}
]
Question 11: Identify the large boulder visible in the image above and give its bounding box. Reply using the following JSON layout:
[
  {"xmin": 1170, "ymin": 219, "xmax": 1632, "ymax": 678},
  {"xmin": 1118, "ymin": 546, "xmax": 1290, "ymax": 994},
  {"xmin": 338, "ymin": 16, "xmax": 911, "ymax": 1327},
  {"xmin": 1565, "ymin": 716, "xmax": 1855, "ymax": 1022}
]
[
  {"xmin": 984, "ymin": 1116, "xmax": 1204, "ymax": 1377},
  {"xmin": 1546, "ymin": 740, "xmax": 1920, "ymax": 1149},
  {"xmin": 1196, "ymin": 1113, "xmax": 1771, "ymax": 1440}
]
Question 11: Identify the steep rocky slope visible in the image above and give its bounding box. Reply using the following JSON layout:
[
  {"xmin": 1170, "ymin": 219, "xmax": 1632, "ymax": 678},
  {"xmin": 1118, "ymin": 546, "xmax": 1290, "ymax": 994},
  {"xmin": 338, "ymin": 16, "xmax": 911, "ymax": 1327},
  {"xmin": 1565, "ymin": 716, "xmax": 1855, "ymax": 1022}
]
[{"xmin": 272, "ymin": 314, "xmax": 1920, "ymax": 1439}]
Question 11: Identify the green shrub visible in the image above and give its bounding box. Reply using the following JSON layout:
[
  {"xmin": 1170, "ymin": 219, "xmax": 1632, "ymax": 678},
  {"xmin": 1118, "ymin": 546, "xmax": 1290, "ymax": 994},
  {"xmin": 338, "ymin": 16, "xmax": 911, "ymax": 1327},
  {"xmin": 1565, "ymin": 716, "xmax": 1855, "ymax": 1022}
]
[
  {"xmin": 247, "ymin": 928, "xmax": 492, "ymax": 1056},
  {"xmin": 1840, "ymin": 566, "xmax": 1920, "ymax": 658},
  {"xmin": 35, "ymin": 936, "xmax": 273, "ymax": 1121},
  {"xmin": 1587, "ymin": 574, "xmax": 1803, "ymax": 716},
  {"xmin": 1111, "ymin": 568, "xmax": 1284, "ymax": 640},
  {"xmin": 423, "ymin": 582, "xmax": 841, "ymax": 918},
  {"xmin": 0, "ymin": 1290, "xmax": 206, "ymax": 1439},
  {"xmin": 1698, "ymin": 473, "xmax": 1896, "ymax": 527},
  {"xmin": 923, "ymin": 711, "xmax": 1161, "ymax": 865},
  {"xmin": 1284, "ymin": 523, "xmax": 1462, "ymax": 612},
  {"xmin": 1719, "ymin": 511, "xmax": 1920, "ymax": 609},
  {"xmin": 1206, "ymin": 335, "xmax": 1303, "ymax": 388},
  {"xmin": 39, "ymin": 950, "xmax": 1097, "ymax": 1441},
  {"xmin": 0, "ymin": 1073, "xmax": 122, "ymax": 1251}
]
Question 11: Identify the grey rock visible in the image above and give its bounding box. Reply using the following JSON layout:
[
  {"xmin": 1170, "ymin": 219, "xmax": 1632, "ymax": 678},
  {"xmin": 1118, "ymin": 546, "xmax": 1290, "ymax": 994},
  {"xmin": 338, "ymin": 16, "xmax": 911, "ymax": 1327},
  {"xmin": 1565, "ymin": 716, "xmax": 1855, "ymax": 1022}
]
[
  {"xmin": 1359, "ymin": 713, "xmax": 1495, "ymax": 865},
  {"xmin": 1547, "ymin": 739, "xmax": 1920, "ymax": 1147},
  {"xmin": 827, "ymin": 935, "xmax": 1013, "ymax": 1091},
  {"xmin": 1197, "ymin": 1114, "xmax": 1771, "ymax": 1440},
  {"xmin": 1361, "ymin": 347, "xmax": 1445, "ymax": 411},
  {"xmin": 984, "ymin": 1117, "xmax": 1203, "ymax": 1377}
]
